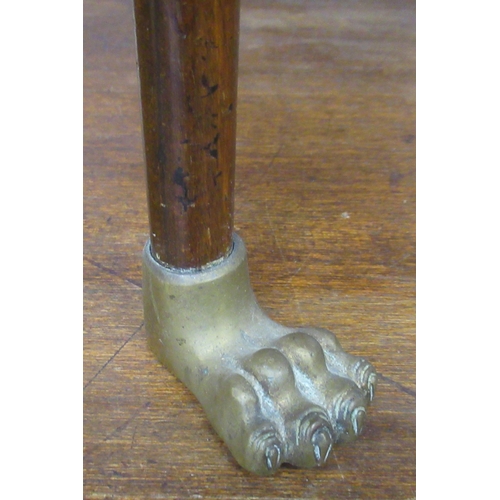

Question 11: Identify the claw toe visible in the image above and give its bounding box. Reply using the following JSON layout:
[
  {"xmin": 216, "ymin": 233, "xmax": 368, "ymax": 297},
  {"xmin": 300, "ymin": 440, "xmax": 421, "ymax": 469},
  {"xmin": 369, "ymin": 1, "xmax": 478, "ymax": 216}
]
[
  {"xmin": 265, "ymin": 443, "xmax": 282, "ymax": 472},
  {"xmin": 311, "ymin": 426, "xmax": 333, "ymax": 465},
  {"xmin": 249, "ymin": 428, "xmax": 284, "ymax": 475},
  {"xmin": 332, "ymin": 383, "xmax": 367, "ymax": 442},
  {"xmin": 367, "ymin": 372, "xmax": 377, "ymax": 402},
  {"xmin": 293, "ymin": 411, "xmax": 334, "ymax": 467},
  {"xmin": 351, "ymin": 406, "xmax": 366, "ymax": 436}
]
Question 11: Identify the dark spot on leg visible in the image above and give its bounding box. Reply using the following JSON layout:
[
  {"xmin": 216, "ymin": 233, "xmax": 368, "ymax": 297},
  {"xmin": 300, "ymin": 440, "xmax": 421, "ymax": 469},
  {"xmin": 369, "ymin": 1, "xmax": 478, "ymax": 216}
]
[
  {"xmin": 206, "ymin": 84, "xmax": 218, "ymax": 97},
  {"xmin": 213, "ymin": 171, "xmax": 222, "ymax": 186},
  {"xmin": 390, "ymin": 171, "xmax": 404, "ymax": 187},
  {"xmin": 173, "ymin": 168, "xmax": 197, "ymax": 211},
  {"xmin": 201, "ymin": 74, "xmax": 219, "ymax": 97},
  {"xmin": 177, "ymin": 195, "xmax": 197, "ymax": 212},
  {"xmin": 173, "ymin": 167, "xmax": 188, "ymax": 187},
  {"xmin": 401, "ymin": 134, "xmax": 415, "ymax": 144},
  {"xmin": 203, "ymin": 133, "xmax": 220, "ymax": 160}
]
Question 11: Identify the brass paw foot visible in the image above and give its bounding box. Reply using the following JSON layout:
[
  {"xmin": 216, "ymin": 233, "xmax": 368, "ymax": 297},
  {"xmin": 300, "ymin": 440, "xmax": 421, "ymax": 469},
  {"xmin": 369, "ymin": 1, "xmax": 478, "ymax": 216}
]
[{"xmin": 143, "ymin": 234, "xmax": 377, "ymax": 475}]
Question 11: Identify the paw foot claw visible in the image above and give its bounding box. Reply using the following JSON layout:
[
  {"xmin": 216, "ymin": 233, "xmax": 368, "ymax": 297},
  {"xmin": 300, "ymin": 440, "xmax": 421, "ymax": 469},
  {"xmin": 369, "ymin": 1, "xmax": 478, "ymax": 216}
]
[
  {"xmin": 333, "ymin": 386, "xmax": 367, "ymax": 442},
  {"xmin": 351, "ymin": 358, "xmax": 378, "ymax": 402},
  {"xmin": 293, "ymin": 411, "xmax": 334, "ymax": 467},
  {"xmin": 351, "ymin": 406, "xmax": 366, "ymax": 436},
  {"xmin": 311, "ymin": 426, "xmax": 333, "ymax": 465},
  {"xmin": 250, "ymin": 429, "xmax": 283, "ymax": 475},
  {"xmin": 367, "ymin": 372, "xmax": 377, "ymax": 402},
  {"xmin": 265, "ymin": 443, "xmax": 282, "ymax": 472},
  {"xmin": 143, "ymin": 234, "xmax": 376, "ymax": 475}
]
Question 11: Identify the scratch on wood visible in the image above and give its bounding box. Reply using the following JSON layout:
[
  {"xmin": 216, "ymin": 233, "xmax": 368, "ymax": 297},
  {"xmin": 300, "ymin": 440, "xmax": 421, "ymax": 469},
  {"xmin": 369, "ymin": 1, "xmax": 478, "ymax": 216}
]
[
  {"xmin": 378, "ymin": 373, "xmax": 416, "ymax": 398},
  {"xmin": 84, "ymin": 322, "xmax": 144, "ymax": 391},
  {"xmin": 86, "ymin": 401, "xmax": 151, "ymax": 455},
  {"xmin": 85, "ymin": 257, "xmax": 142, "ymax": 289}
]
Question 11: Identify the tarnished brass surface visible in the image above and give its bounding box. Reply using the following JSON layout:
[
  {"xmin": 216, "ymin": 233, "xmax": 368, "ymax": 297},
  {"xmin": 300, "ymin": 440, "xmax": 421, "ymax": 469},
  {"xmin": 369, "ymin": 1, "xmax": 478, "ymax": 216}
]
[{"xmin": 143, "ymin": 234, "xmax": 376, "ymax": 475}]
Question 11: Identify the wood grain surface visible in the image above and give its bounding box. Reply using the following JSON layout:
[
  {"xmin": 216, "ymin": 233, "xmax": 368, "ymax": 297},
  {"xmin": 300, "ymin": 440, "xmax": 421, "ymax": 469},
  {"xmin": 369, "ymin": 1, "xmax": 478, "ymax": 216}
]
[
  {"xmin": 134, "ymin": 0, "xmax": 240, "ymax": 268},
  {"xmin": 84, "ymin": 0, "xmax": 415, "ymax": 498}
]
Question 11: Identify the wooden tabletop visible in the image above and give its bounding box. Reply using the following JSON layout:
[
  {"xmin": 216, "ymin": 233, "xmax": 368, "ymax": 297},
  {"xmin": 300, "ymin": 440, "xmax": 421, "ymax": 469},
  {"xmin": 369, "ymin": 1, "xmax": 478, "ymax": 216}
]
[{"xmin": 84, "ymin": 0, "xmax": 415, "ymax": 498}]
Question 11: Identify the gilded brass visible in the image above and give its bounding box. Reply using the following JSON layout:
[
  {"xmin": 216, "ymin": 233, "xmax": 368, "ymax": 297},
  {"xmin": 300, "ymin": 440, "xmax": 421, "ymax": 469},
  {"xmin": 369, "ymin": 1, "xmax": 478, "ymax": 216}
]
[{"xmin": 143, "ymin": 234, "xmax": 376, "ymax": 475}]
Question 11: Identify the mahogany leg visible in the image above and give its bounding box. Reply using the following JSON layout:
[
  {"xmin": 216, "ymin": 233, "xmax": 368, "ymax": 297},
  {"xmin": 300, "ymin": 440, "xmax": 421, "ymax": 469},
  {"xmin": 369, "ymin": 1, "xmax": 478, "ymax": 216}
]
[{"xmin": 134, "ymin": 0, "xmax": 237, "ymax": 269}]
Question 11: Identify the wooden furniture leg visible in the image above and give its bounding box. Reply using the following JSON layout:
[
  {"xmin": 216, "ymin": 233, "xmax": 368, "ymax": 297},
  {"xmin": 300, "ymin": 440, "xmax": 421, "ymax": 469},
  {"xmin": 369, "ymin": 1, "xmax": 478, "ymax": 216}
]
[
  {"xmin": 133, "ymin": 0, "xmax": 376, "ymax": 475},
  {"xmin": 134, "ymin": 0, "xmax": 237, "ymax": 269}
]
